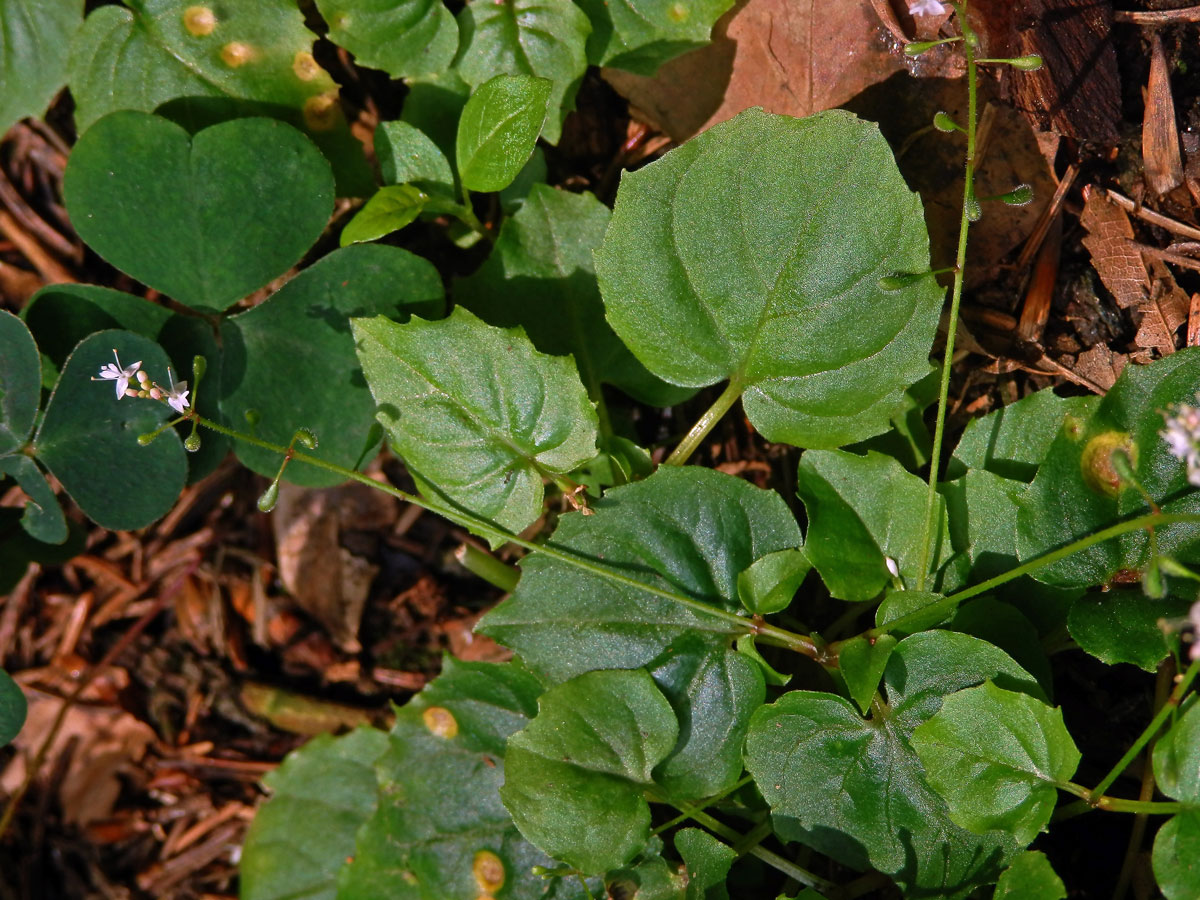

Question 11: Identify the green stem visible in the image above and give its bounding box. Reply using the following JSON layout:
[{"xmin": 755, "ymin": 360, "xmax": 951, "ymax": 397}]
[
  {"xmin": 663, "ymin": 378, "xmax": 744, "ymax": 467},
  {"xmin": 649, "ymin": 775, "xmax": 754, "ymax": 837},
  {"xmin": 1088, "ymin": 657, "xmax": 1200, "ymax": 801},
  {"xmin": 189, "ymin": 413, "xmax": 821, "ymax": 657},
  {"xmin": 868, "ymin": 511, "xmax": 1200, "ymax": 639},
  {"xmin": 916, "ymin": 4, "xmax": 977, "ymax": 591},
  {"xmin": 454, "ymin": 542, "xmax": 520, "ymax": 592},
  {"xmin": 686, "ymin": 808, "xmax": 835, "ymax": 891}
]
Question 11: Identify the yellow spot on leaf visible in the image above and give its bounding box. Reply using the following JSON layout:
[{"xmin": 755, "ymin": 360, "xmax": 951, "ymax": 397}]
[
  {"xmin": 303, "ymin": 91, "xmax": 341, "ymax": 131},
  {"xmin": 183, "ymin": 6, "xmax": 217, "ymax": 36},
  {"xmin": 1080, "ymin": 431, "xmax": 1136, "ymax": 497},
  {"xmin": 422, "ymin": 706, "xmax": 458, "ymax": 738},
  {"xmin": 473, "ymin": 850, "xmax": 505, "ymax": 894},
  {"xmin": 220, "ymin": 41, "xmax": 256, "ymax": 67},
  {"xmin": 668, "ymin": 3, "xmax": 688, "ymax": 22},
  {"xmin": 293, "ymin": 51, "xmax": 321, "ymax": 81}
]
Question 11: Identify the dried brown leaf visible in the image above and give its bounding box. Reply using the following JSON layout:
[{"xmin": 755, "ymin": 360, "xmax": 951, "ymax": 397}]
[
  {"xmin": 1073, "ymin": 343, "xmax": 1127, "ymax": 392},
  {"xmin": 1143, "ymin": 33, "xmax": 1184, "ymax": 197},
  {"xmin": 1133, "ymin": 259, "xmax": 1189, "ymax": 354},
  {"xmin": 1080, "ymin": 190, "xmax": 1149, "ymax": 309}
]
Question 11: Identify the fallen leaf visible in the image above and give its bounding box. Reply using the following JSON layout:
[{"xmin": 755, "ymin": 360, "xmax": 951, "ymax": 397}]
[
  {"xmin": 271, "ymin": 481, "xmax": 396, "ymax": 652},
  {"xmin": 1133, "ymin": 259, "xmax": 1189, "ymax": 355},
  {"xmin": 1, "ymin": 690, "xmax": 155, "ymax": 825},
  {"xmin": 1073, "ymin": 343, "xmax": 1126, "ymax": 392},
  {"xmin": 1080, "ymin": 189, "xmax": 1149, "ymax": 309}
]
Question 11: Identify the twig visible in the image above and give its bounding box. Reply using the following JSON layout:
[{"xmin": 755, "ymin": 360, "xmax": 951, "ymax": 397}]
[
  {"xmin": 1103, "ymin": 187, "xmax": 1200, "ymax": 241},
  {"xmin": 1115, "ymin": 5, "xmax": 1200, "ymax": 24}
]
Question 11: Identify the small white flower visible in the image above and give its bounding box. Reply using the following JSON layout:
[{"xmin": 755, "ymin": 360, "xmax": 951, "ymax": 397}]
[
  {"xmin": 164, "ymin": 367, "xmax": 190, "ymax": 415},
  {"xmin": 908, "ymin": 0, "xmax": 946, "ymax": 15},
  {"xmin": 885, "ymin": 556, "xmax": 901, "ymax": 578},
  {"xmin": 1161, "ymin": 399, "xmax": 1200, "ymax": 487},
  {"xmin": 93, "ymin": 349, "xmax": 141, "ymax": 399},
  {"xmin": 1190, "ymin": 599, "xmax": 1200, "ymax": 661}
]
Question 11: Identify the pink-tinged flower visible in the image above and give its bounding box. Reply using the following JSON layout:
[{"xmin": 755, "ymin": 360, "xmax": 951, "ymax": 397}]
[
  {"xmin": 909, "ymin": 0, "xmax": 946, "ymax": 15},
  {"xmin": 1190, "ymin": 599, "xmax": 1200, "ymax": 661},
  {"xmin": 164, "ymin": 368, "xmax": 190, "ymax": 415},
  {"xmin": 93, "ymin": 349, "xmax": 141, "ymax": 399},
  {"xmin": 1161, "ymin": 399, "xmax": 1200, "ymax": 487}
]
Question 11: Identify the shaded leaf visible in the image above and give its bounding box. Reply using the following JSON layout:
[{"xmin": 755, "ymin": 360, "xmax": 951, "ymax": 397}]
[
  {"xmin": 316, "ymin": 0, "xmax": 457, "ymax": 80},
  {"xmin": 456, "ymin": 183, "xmax": 689, "ymax": 406},
  {"xmin": 0, "ymin": 668, "xmax": 25, "ymax": 747},
  {"xmin": 240, "ymin": 727, "xmax": 388, "ymax": 900},
  {"xmin": 0, "ymin": 455, "xmax": 66, "ymax": 544},
  {"xmin": 1017, "ymin": 349, "xmax": 1200, "ymax": 587},
  {"xmin": 352, "ymin": 307, "xmax": 598, "ymax": 540},
  {"xmin": 676, "ymin": 829, "xmax": 734, "ymax": 900},
  {"xmin": 336, "ymin": 658, "xmax": 593, "ymax": 900},
  {"xmin": 745, "ymin": 631, "xmax": 1040, "ymax": 896},
  {"xmin": 35, "ymin": 331, "xmax": 187, "ymax": 530},
  {"xmin": 453, "ymin": 0, "xmax": 590, "ymax": 145},
  {"xmin": 21, "ymin": 285, "xmax": 172, "ymax": 371},
  {"xmin": 65, "ymin": 112, "xmax": 333, "ymax": 313},
  {"xmin": 0, "ymin": 0, "xmax": 83, "ymax": 135},
  {"xmin": 478, "ymin": 466, "xmax": 801, "ymax": 683},
  {"xmin": 949, "ymin": 390, "xmax": 1098, "ymax": 482},
  {"xmin": 993, "ymin": 851, "xmax": 1067, "ymax": 900},
  {"xmin": 222, "ymin": 244, "xmax": 443, "ymax": 488},
  {"xmin": 575, "ymin": 0, "xmax": 733, "ymax": 75},
  {"xmin": 375, "ymin": 120, "xmax": 455, "ymax": 194},
  {"xmin": 1153, "ymin": 810, "xmax": 1200, "ymax": 900},
  {"xmin": 737, "ymin": 548, "xmax": 810, "ymax": 615},
  {"xmin": 595, "ymin": 108, "xmax": 942, "ymax": 448},
  {"xmin": 838, "ymin": 634, "xmax": 897, "ymax": 715},
  {"xmin": 340, "ymin": 184, "xmax": 431, "ymax": 246},
  {"xmin": 457, "ymin": 74, "xmax": 551, "ymax": 193},
  {"xmin": 502, "ymin": 669, "xmax": 678, "ymax": 874},
  {"xmin": 910, "ymin": 681, "xmax": 1079, "ymax": 845},
  {"xmin": 1153, "ymin": 696, "xmax": 1200, "ymax": 804},
  {"xmin": 1067, "ymin": 590, "xmax": 1187, "ymax": 672},
  {"xmin": 0, "ymin": 310, "xmax": 41, "ymax": 454},
  {"xmin": 798, "ymin": 449, "xmax": 950, "ymax": 602}
]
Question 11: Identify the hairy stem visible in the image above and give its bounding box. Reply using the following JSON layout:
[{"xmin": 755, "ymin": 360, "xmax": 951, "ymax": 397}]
[{"xmin": 917, "ymin": 2, "xmax": 977, "ymax": 591}]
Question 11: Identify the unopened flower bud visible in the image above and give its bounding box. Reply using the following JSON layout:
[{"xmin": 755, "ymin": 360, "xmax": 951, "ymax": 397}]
[{"xmin": 257, "ymin": 482, "xmax": 280, "ymax": 512}]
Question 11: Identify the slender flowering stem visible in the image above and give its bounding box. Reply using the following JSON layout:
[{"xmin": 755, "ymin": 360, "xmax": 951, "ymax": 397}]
[{"xmin": 917, "ymin": 0, "xmax": 976, "ymax": 591}]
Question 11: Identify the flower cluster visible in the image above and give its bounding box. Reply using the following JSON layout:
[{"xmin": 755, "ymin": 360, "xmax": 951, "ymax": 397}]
[
  {"xmin": 908, "ymin": 0, "xmax": 946, "ymax": 15},
  {"xmin": 93, "ymin": 350, "xmax": 190, "ymax": 414},
  {"xmin": 1161, "ymin": 397, "xmax": 1200, "ymax": 487},
  {"xmin": 1190, "ymin": 599, "xmax": 1200, "ymax": 661}
]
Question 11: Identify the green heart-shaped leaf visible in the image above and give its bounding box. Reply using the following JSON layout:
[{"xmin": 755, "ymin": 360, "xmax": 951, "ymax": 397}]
[
  {"xmin": 596, "ymin": 108, "xmax": 942, "ymax": 449},
  {"xmin": 315, "ymin": 0, "xmax": 458, "ymax": 80},
  {"xmin": 454, "ymin": 0, "xmax": 590, "ymax": 145},
  {"xmin": 221, "ymin": 244, "xmax": 443, "ymax": 487},
  {"xmin": 457, "ymin": 74, "xmax": 551, "ymax": 193},
  {"xmin": 502, "ymin": 669, "xmax": 678, "ymax": 874},
  {"xmin": 352, "ymin": 306, "xmax": 598, "ymax": 540},
  {"xmin": 65, "ymin": 111, "xmax": 333, "ymax": 313},
  {"xmin": 993, "ymin": 852, "xmax": 1066, "ymax": 900},
  {"xmin": 0, "ymin": 0, "xmax": 83, "ymax": 134},
  {"xmin": 0, "ymin": 311, "xmax": 41, "ymax": 455},
  {"xmin": 1153, "ymin": 810, "xmax": 1200, "ymax": 900},
  {"xmin": 737, "ymin": 548, "xmax": 811, "ymax": 615},
  {"xmin": 22, "ymin": 285, "xmax": 172, "ymax": 372},
  {"xmin": 34, "ymin": 331, "xmax": 187, "ymax": 530},
  {"xmin": 575, "ymin": 0, "xmax": 733, "ymax": 74},
  {"xmin": 68, "ymin": 0, "xmax": 369, "ymax": 193},
  {"xmin": 375, "ymin": 120, "xmax": 455, "ymax": 194}
]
